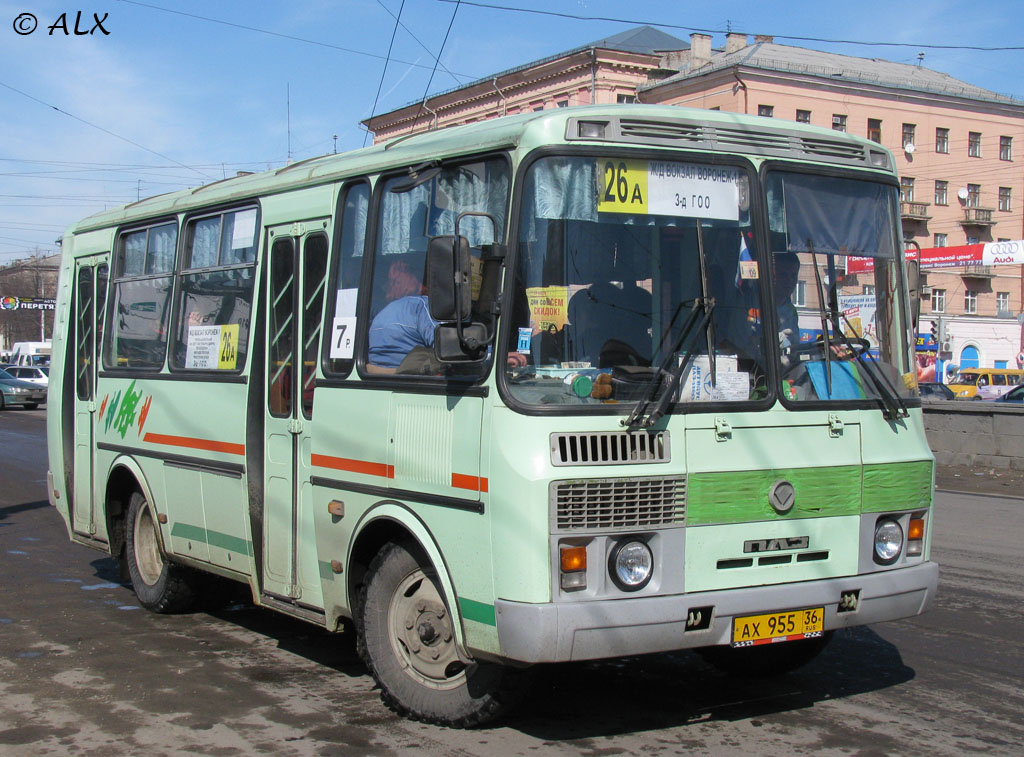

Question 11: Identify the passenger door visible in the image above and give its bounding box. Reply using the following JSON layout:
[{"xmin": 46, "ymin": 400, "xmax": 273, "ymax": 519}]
[
  {"xmin": 261, "ymin": 223, "xmax": 330, "ymax": 606},
  {"xmin": 71, "ymin": 257, "xmax": 108, "ymax": 538}
]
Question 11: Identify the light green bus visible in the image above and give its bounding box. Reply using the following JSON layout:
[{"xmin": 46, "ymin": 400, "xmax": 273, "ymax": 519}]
[{"xmin": 48, "ymin": 105, "xmax": 938, "ymax": 726}]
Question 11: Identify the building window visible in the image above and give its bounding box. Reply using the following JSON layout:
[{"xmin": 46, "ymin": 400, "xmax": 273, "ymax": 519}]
[
  {"xmin": 964, "ymin": 290, "xmax": 978, "ymax": 314},
  {"xmin": 999, "ymin": 187, "xmax": 1012, "ymax": 212},
  {"xmin": 796, "ymin": 109, "xmax": 811, "ymax": 123},
  {"xmin": 867, "ymin": 118, "xmax": 882, "ymax": 142},
  {"xmin": 935, "ymin": 128, "xmax": 949, "ymax": 153},
  {"xmin": 616, "ymin": 94, "xmax": 636, "ymax": 104},
  {"xmin": 997, "ymin": 292, "xmax": 1010, "ymax": 314},
  {"xmin": 967, "ymin": 184, "xmax": 981, "ymax": 208},
  {"xmin": 931, "ymin": 288, "xmax": 946, "ymax": 313},
  {"xmin": 935, "ymin": 180, "xmax": 948, "ymax": 206},
  {"xmin": 902, "ymin": 123, "xmax": 916, "ymax": 149},
  {"xmin": 900, "ymin": 177, "xmax": 915, "ymax": 202},
  {"xmin": 793, "ymin": 280, "xmax": 806, "ymax": 307},
  {"xmin": 1000, "ymin": 136, "xmax": 1012, "ymax": 161},
  {"xmin": 832, "ymin": 114, "xmax": 847, "ymax": 132},
  {"xmin": 758, "ymin": 104, "xmax": 774, "ymax": 117},
  {"xmin": 863, "ymin": 285, "xmax": 875, "ymax": 296},
  {"xmin": 967, "ymin": 235, "xmax": 980, "ymax": 245},
  {"xmin": 934, "ymin": 233, "xmax": 947, "ymax": 248},
  {"xmin": 968, "ymin": 132, "xmax": 982, "ymax": 157},
  {"xmin": 556, "ymin": 100, "xmax": 568, "ymax": 108}
]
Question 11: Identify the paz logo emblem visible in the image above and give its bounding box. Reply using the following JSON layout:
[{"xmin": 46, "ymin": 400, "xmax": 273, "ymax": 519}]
[{"xmin": 769, "ymin": 480, "xmax": 796, "ymax": 514}]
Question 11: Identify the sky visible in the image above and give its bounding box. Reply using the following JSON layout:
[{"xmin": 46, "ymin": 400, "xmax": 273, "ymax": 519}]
[{"xmin": 1, "ymin": 0, "xmax": 1022, "ymax": 264}]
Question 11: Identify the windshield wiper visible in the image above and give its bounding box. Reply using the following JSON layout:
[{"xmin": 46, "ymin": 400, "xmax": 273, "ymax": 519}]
[
  {"xmin": 808, "ymin": 246, "xmax": 834, "ymax": 393},
  {"xmin": 834, "ymin": 311, "xmax": 909, "ymax": 420},
  {"xmin": 623, "ymin": 297, "xmax": 715, "ymax": 428}
]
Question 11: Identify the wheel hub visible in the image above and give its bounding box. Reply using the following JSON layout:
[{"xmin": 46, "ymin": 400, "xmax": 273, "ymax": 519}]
[{"xmin": 390, "ymin": 572, "xmax": 464, "ymax": 689}]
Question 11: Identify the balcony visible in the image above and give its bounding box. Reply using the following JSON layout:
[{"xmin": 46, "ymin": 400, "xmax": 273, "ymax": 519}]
[
  {"xmin": 900, "ymin": 200, "xmax": 931, "ymax": 221},
  {"xmin": 960, "ymin": 207, "xmax": 995, "ymax": 228},
  {"xmin": 961, "ymin": 265, "xmax": 995, "ymax": 279}
]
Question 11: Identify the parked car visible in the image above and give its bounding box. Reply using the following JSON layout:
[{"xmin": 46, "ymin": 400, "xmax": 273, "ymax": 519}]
[
  {"xmin": 919, "ymin": 382, "xmax": 955, "ymax": 400},
  {"xmin": 0, "ymin": 367, "xmax": 47, "ymax": 410},
  {"xmin": 4, "ymin": 365, "xmax": 48, "ymax": 388},
  {"xmin": 997, "ymin": 384, "xmax": 1024, "ymax": 404}
]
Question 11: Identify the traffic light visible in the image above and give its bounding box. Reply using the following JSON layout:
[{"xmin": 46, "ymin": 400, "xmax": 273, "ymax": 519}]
[{"xmin": 930, "ymin": 320, "xmax": 939, "ymax": 344}]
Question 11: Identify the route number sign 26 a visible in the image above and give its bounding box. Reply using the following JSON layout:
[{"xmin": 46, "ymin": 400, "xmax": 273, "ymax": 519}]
[{"xmin": 596, "ymin": 159, "xmax": 741, "ymax": 222}]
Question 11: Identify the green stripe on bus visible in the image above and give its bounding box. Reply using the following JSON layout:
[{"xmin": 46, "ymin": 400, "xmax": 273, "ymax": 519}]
[
  {"xmin": 170, "ymin": 522, "xmax": 252, "ymax": 557},
  {"xmin": 686, "ymin": 466, "xmax": 862, "ymax": 525},
  {"xmin": 458, "ymin": 598, "xmax": 496, "ymax": 626},
  {"xmin": 862, "ymin": 460, "xmax": 933, "ymax": 512}
]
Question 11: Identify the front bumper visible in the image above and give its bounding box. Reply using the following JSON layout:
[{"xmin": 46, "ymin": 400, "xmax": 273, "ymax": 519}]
[{"xmin": 494, "ymin": 561, "xmax": 938, "ymax": 663}]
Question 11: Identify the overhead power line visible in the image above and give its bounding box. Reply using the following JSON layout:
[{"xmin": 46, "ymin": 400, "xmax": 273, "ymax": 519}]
[
  {"xmin": 0, "ymin": 79, "xmax": 215, "ymax": 181},
  {"xmin": 441, "ymin": 1, "xmax": 1024, "ymax": 51},
  {"xmin": 115, "ymin": 0, "xmax": 475, "ymax": 76}
]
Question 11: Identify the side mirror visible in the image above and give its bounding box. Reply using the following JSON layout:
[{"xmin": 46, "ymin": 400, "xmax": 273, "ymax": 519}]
[
  {"xmin": 434, "ymin": 324, "xmax": 488, "ymax": 362},
  {"xmin": 904, "ymin": 241, "xmax": 921, "ymax": 329},
  {"xmin": 426, "ymin": 235, "xmax": 471, "ymax": 323}
]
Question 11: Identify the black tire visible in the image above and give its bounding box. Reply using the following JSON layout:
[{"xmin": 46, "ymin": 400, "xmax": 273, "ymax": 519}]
[
  {"xmin": 24, "ymin": 402, "xmax": 38, "ymax": 410},
  {"xmin": 698, "ymin": 631, "xmax": 833, "ymax": 678},
  {"xmin": 359, "ymin": 541, "xmax": 526, "ymax": 727},
  {"xmin": 0, "ymin": 393, "xmax": 5, "ymax": 411},
  {"xmin": 125, "ymin": 491, "xmax": 197, "ymax": 613}
]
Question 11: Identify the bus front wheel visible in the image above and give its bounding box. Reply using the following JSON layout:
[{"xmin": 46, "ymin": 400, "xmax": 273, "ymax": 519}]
[
  {"xmin": 359, "ymin": 541, "xmax": 524, "ymax": 727},
  {"xmin": 125, "ymin": 491, "xmax": 197, "ymax": 613}
]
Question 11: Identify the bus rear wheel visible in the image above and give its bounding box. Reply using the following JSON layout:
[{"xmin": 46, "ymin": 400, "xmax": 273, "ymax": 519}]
[
  {"xmin": 125, "ymin": 491, "xmax": 197, "ymax": 613},
  {"xmin": 698, "ymin": 631, "xmax": 833, "ymax": 678},
  {"xmin": 359, "ymin": 541, "xmax": 524, "ymax": 727}
]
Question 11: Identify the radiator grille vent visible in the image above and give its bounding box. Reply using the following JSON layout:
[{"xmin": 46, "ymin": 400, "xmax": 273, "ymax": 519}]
[
  {"xmin": 799, "ymin": 136, "xmax": 868, "ymax": 160},
  {"xmin": 714, "ymin": 126, "xmax": 793, "ymax": 152},
  {"xmin": 619, "ymin": 119, "xmax": 704, "ymax": 142},
  {"xmin": 552, "ymin": 475, "xmax": 686, "ymax": 531},
  {"xmin": 550, "ymin": 431, "xmax": 670, "ymax": 466}
]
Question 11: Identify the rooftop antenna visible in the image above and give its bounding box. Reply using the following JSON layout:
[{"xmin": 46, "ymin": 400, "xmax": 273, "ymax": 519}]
[
  {"xmin": 917, "ymin": 52, "xmax": 925, "ymax": 67},
  {"xmin": 287, "ymin": 83, "xmax": 293, "ymax": 164},
  {"xmin": 333, "ymin": 134, "xmax": 338, "ymax": 154}
]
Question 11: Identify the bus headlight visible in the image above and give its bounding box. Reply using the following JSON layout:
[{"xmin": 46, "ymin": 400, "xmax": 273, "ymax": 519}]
[
  {"xmin": 873, "ymin": 519, "xmax": 903, "ymax": 564},
  {"xmin": 608, "ymin": 539, "xmax": 653, "ymax": 591}
]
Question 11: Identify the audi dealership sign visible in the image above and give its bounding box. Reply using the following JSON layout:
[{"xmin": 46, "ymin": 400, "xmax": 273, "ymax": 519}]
[{"xmin": 848, "ymin": 239, "xmax": 1024, "ymax": 273}]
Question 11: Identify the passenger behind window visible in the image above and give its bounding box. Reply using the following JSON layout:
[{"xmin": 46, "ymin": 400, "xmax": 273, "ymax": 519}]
[
  {"xmin": 565, "ymin": 244, "xmax": 652, "ymax": 367},
  {"xmin": 366, "ymin": 259, "xmax": 439, "ymax": 374}
]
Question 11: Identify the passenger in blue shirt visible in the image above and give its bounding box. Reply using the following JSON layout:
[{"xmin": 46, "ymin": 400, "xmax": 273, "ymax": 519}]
[{"xmin": 367, "ymin": 294, "xmax": 439, "ymax": 372}]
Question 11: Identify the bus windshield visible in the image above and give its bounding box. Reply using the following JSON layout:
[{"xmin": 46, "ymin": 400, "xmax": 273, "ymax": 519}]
[
  {"xmin": 505, "ymin": 156, "xmax": 913, "ymax": 411},
  {"xmin": 765, "ymin": 171, "xmax": 914, "ymax": 408},
  {"xmin": 506, "ymin": 155, "xmax": 768, "ymax": 408}
]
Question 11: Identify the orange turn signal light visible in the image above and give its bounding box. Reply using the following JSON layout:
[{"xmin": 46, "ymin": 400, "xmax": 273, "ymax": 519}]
[
  {"xmin": 560, "ymin": 546, "xmax": 587, "ymax": 573},
  {"xmin": 908, "ymin": 518, "xmax": 925, "ymax": 541}
]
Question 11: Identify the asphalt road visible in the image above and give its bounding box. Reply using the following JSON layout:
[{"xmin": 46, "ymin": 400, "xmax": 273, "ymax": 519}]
[{"xmin": 1, "ymin": 406, "xmax": 1022, "ymax": 755}]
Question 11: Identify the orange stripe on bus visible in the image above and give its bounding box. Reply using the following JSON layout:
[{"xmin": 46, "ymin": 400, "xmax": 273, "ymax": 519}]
[
  {"xmin": 451, "ymin": 473, "xmax": 488, "ymax": 493},
  {"xmin": 311, "ymin": 454, "xmax": 394, "ymax": 479},
  {"xmin": 143, "ymin": 433, "xmax": 245, "ymax": 456}
]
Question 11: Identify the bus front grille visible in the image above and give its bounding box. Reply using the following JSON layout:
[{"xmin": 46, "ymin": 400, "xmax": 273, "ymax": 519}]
[
  {"xmin": 550, "ymin": 431, "xmax": 670, "ymax": 466},
  {"xmin": 551, "ymin": 475, "xmax": 686, "ymax": 531}
]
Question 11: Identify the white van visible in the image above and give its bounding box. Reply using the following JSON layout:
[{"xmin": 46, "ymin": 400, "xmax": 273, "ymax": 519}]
[{"xmin": 9, "ymin": 341, "xmax": 51, "ymax": 367}]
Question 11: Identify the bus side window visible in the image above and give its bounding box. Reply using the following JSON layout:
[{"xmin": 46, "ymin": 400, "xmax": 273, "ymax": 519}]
[
  {"xmin": 324, "ymin": 181, "xmax": 369, "ymax": 377},
  {"xmin": 170, "ymin": 206, "xmax": 259, "ymax": 373},
  {"xmin": 105, "ymin": 222, "xmax": 177, "ymax": 371}
]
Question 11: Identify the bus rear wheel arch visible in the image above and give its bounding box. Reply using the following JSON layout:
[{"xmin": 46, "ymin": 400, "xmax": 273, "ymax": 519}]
[
  {"xmin": 125, "ymin": 490, "xmax": 198, "ymax": 613},
  {"xmin": 358, "ymin": 540, "xmax": 525, "ymax": 727}
]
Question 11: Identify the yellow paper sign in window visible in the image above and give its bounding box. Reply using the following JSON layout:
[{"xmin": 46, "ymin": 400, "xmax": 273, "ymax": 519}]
[
  {"xmin": 218, "ymin": 324, "xmax": 240, "ymax": 370},
  {"xmin": 597, "ymin": 159, "xmax": 648, "ymax": 215}
]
